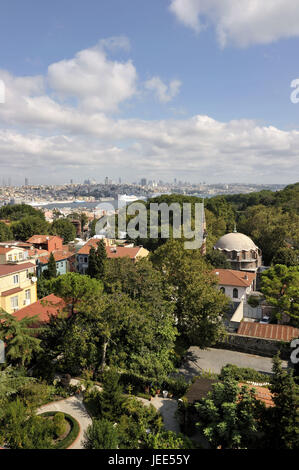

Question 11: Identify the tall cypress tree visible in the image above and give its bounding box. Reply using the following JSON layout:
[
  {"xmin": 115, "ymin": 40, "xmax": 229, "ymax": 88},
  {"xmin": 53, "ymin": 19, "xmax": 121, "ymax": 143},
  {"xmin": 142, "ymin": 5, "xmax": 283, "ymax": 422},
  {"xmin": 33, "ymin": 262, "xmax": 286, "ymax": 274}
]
[
  {"xmin": 46, "ymin": 252, "xmax": 57, "ymax": 279},
  {"xmin": 86, "ymin": 246, "xmax": 98, "ymax": 278},
  {"xmin": 95, "ymin": 240, "xmax": 107, "ymax": 279}
]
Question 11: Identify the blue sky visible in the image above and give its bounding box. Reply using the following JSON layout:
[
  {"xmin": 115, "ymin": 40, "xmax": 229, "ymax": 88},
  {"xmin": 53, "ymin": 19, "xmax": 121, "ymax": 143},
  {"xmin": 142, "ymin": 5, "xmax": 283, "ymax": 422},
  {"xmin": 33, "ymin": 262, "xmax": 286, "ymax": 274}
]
[{"xmin": 0, "ymin": 0, "xmax": 299, "ymax": 185}]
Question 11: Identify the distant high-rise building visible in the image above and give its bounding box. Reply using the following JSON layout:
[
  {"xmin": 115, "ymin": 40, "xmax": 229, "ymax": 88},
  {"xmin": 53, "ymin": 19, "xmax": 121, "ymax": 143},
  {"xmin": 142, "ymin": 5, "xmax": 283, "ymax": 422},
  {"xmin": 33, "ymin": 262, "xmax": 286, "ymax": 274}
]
[
  {"xmin": 70, "ymin": 179, "xmax": 73, "ymax": 184},
  {"xmin": 119, "ymin": 177, "xmax": 121, "ymax": 184},
  {"xmin": 25, "ymin": 177, "xmax": 29, "ymax": 186},
  {"xmin": 105, "ymin": 176, "xmax": 109, "ymax": 185},
  {"xmin": 140, "ymin": 178, "xmax": 147, "ymax": 186}
]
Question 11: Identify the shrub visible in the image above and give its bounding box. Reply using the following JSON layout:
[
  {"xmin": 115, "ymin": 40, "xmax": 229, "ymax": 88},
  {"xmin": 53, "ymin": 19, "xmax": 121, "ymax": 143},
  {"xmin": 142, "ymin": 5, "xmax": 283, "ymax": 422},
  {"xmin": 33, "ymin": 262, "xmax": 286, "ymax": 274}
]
[
  {"xmin": 53, "ymin": 412, "xmax": 67, "ymax": 438},
  {"xmin": 83, "ymin": 419, "xmax": 118, "ymax": 449},
  {"xmin": 219, "ymin": 364, "xmax": 269, "ymax": 383}
]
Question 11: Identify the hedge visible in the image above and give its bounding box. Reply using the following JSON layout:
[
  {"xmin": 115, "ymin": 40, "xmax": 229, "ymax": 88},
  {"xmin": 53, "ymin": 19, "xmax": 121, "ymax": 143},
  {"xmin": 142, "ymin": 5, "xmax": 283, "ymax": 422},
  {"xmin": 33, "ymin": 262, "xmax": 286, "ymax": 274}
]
[
  {"xmin": 39, "ymin": 412, "xmax": 80, "ymax": 449},
  {"xmin": 118, "ymin": 371, "xmax": 189, "ymax": 398}
]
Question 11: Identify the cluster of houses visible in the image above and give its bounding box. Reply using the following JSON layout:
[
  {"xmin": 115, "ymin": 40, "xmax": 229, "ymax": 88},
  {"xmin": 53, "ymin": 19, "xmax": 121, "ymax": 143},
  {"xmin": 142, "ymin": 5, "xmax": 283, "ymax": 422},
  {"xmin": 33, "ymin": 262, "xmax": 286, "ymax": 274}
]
[
  {"xmin": 0, "ymin": 234, "xmax": 148, "ymax": 317},
  {"xmin": 0, "ymin": 228, "xmax": 298, "ymax": 353}
]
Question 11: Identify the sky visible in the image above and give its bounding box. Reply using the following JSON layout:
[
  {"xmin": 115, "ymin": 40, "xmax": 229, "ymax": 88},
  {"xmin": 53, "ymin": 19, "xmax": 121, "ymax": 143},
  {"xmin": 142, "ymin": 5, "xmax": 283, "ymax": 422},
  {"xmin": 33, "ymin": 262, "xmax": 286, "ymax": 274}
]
[{"xmin": 0, "ymin": 0, "xmax": 299, "ymax": 185}]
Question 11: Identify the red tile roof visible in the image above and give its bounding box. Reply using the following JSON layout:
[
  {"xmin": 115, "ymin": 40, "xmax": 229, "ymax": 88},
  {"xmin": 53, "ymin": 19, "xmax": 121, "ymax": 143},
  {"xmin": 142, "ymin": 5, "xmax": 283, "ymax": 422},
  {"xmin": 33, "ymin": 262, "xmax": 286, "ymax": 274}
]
[
  {"xmin": 77, "ymin": 238, "xmax": 109, "ymax": 255},
  {"xmin": 13, "ymin": 294, "xmax": 66, "ymax": 323},
  {"xmin": 0, "ymin": 262, "xmax": 36, "ymax": 277},
  {"xmin": 38, "ymin": 249, "xmax": 73, "ymax": 265},
  {"xmin": 77, "ymin": 239, "xmax": 143, "ymax": 259},
  {"xmin": 1, "ymin": 287, "xmax": 23, "ymax": 297},
  {"xmin": 27, "ymin": 235, "xmax": 62, "ymax": 244},
  {"xmin": 214, "ymin": 269, "xmax": 256, "ymax": 287},
  {"xmin": 237, "ymin": 321, "xmax": 299, "ymax": 342},
  {"xmin": 238, "ymin": 383, "xmax": 274, "ymax": 407}
]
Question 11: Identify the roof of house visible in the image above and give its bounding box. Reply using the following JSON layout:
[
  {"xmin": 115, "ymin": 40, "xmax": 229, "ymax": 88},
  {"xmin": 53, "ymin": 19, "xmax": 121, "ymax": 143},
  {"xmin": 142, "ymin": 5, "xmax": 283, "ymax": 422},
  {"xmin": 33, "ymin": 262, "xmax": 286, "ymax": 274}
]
[
  {"xmin": 214, "ymin": 269, "xmax": 256, "ymax": 287},
  {"xmin": 237, "ymin": 321, "xmax": 299, "ymax": 342},
  {"xmin": 0, "ymin": 262, "xmax": 36, "ymax": 278},
  {"xmin": 13, "ymin": 294, "xmax": 66, "ymax": 323},
  {"xmin": 76, "ymin": 238, "xmax": 109, "ymax": 255},
  {"xmin": 185, "ymin": 378, "xmax": 218, "ymax": 404},
  {"xmin": 238, "ymin": 383, "xmax": 274, "ymax": 407},
  {"xmin": 38, "ymin": 249, "xmax": 73, "ymax": 265},
  {"xmin": 77, "ymin": 239, "xmax": 146, "ymax": 259},
  {"xmin": 0, "ymin": 241, "xmax": 33, "ymax": 248},
  {"xmin": 27, "ymin": 235, "xmax": 62, "ymax": 244}
]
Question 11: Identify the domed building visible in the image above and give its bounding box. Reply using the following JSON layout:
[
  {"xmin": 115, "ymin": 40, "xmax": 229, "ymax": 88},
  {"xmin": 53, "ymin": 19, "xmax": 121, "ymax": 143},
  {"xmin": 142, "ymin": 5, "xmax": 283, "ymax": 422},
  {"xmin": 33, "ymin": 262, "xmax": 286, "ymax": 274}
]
[{"xmin": 214, "ymin": 230, "xmax": 262, "ymax": 272}]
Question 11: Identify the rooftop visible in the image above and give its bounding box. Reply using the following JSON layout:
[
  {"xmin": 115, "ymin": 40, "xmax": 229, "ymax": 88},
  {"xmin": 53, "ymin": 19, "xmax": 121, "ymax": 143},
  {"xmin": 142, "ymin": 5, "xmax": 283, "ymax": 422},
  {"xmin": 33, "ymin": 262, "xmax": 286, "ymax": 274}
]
[
  {"xmin": 237, "ymin": 321, "xmax": 299, "ymax": 342},
  {"xmin": 0, "ymin": 262, "xmax": 36, "ymax": 278},
  {"xmin": 13, "ymin": 294, "xmax": 66, "ymax": 323},
  {"xmin": 214, "ymin": 269, "xmax": 256, "ymax": 287}
]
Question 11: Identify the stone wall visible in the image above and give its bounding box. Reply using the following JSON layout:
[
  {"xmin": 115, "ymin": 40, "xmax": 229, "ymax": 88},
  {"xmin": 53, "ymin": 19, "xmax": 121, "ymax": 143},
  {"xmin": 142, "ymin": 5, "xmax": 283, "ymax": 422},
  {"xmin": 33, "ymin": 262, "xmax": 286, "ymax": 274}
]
[{"xmin": 216, "ymin": 332, "xmax": 290, "ymax": 359}]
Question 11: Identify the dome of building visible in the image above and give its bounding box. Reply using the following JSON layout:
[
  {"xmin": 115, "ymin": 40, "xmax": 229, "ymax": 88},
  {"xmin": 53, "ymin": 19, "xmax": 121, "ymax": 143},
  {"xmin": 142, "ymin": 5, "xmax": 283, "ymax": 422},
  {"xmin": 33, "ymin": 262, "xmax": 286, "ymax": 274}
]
[{"xmin": 214, "ymin": 232, "xmax": 258, "ymax": 252}]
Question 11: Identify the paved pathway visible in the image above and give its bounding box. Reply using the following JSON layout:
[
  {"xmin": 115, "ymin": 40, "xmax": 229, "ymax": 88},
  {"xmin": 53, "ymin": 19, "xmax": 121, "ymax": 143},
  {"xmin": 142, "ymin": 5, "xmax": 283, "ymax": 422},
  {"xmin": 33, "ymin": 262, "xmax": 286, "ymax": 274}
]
[
  {"xmin": 37, "ymin": 395, "xmax": 92, "ymax": 449},
  {"xmin": 137, "ymin": 396, "xmax": 180, "ymax": 433},
  {"xmin": 177, "ymin": 346, "xmax": 288, "ymax": 381}
]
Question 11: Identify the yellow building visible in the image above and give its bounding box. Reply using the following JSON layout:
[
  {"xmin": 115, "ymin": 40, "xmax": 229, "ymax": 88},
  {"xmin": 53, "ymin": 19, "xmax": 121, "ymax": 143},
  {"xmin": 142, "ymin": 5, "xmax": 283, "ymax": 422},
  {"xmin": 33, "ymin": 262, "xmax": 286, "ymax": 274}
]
[{"xmin": 0, "ymin": 262, "xmax": 37, "ymax": 314}]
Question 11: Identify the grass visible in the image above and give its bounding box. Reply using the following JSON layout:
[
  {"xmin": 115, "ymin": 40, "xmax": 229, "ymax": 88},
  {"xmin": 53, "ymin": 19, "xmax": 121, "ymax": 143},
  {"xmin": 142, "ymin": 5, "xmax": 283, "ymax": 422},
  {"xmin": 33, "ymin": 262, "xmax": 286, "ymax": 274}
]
[{"xmin": 39, "ymin": 412, "xmax": 80, "ymax": 449}]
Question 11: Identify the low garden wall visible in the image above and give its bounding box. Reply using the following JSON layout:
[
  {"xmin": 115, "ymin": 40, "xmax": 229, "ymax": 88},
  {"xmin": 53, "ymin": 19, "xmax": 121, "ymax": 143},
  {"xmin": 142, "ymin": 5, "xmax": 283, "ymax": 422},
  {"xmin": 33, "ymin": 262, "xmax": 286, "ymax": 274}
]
[{"xmin": 216, "ymin": 333, "xmax": 290, "ymax": 359}]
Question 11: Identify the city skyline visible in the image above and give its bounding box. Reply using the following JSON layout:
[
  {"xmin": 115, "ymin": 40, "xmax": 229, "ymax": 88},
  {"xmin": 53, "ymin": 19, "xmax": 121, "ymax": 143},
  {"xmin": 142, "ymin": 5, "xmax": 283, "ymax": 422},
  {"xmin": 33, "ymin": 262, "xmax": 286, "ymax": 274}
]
[{"xmin": 1, "ymin": 1, "xmax": 299, "ymax": 184}]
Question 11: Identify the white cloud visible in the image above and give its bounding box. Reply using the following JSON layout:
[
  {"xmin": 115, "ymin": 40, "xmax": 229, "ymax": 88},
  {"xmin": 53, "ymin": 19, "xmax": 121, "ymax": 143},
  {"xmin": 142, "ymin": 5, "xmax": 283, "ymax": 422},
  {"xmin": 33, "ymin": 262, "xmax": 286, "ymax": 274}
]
[
  {"xmin": 145, "ymin": 77, "xmax": 181, "ymax": 103},
  {"xmin": 48, "ymin": 41, "xmax": 137, "ymax": 112},
  {"xmin": 169, "ymin": 0, "xmax": 299, "ymax": 47},
  {"xmin": 0, "ymin": 39, "xmax": 298, "ymax": 184}
]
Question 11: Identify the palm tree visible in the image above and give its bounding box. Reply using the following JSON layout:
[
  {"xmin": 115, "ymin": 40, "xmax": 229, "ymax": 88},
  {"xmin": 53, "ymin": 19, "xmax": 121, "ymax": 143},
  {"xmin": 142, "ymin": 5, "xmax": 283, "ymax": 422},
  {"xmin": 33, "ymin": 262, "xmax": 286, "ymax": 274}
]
[{"xmin": 0, "ymin": 312, "xmax": 42, "ymax": 367}]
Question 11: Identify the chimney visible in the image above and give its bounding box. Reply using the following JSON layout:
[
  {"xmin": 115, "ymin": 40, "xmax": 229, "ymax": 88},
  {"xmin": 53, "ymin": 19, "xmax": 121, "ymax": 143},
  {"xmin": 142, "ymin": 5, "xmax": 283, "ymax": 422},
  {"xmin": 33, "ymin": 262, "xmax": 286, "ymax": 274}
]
[{"xmin": 244, "ymin": 274, "xmax": 248, "ymax": 280}]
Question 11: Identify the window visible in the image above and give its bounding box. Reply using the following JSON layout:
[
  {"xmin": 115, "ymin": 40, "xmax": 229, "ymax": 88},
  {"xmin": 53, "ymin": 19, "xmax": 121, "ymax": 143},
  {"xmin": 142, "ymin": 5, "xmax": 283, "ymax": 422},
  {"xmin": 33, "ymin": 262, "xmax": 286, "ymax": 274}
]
[
  {"xmin": 8, "ymin": 254, "xmax": 12, "ymax": 261},
  {"xmin": 18, "ymin": 253, "xmax": 23, "ymax": 260},
  {"xmin": 60, "ymin": 262, "xmax": 63, "ymax": 267},
  {"xmin": 25, "ymin": 289, "xmax": 31, "ymax": 300},
  {"xmin": 220, "ymin": 287, "xmax": 225, "ymax": 294},
  {"xmin": 233, "ymin": 288, "xmax": 239, "ymax": 298},
  {"xmin": 13, "ymin": 274, "xmax": 19, "ymax": 285},
  {"xmin": 84, "ymin": 257, "xmax": 88, "ymax": 263},
  {"xmin": 10, "ymin": 296, "xmax": 19, "ymax": 310}
]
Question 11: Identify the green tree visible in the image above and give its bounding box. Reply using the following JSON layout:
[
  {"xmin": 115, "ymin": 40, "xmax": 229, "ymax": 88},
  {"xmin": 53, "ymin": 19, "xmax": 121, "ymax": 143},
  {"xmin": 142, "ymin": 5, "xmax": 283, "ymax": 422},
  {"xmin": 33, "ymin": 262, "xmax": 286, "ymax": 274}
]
[
  {"xmin": 0, "ymin": 313, "xmax": 42, "ymax": 366},
  {"xmin": 12, "ymin": 216, "xmax": 50, "ymax": 241},
  {"xmin": 264, "ymin": 355, "xmax": 299, "ymax": 449},
  {"xmin": 83, "ymin": 419, "xmax": 118, "ymax": 449},
  {"xmin": 86, "ymin": 246, "xmax": 98, "ymax": 278},
  {"xmin": 0, "ymin": 204, "xmax": 45, "ymax": 222},
  {"xmin": 205, "ymin": 250, "xmax": 231, "ymax": 269},
  {"xmin": 95, "ymin": 239, "xmax": 107, "ymax": 279},
  {"xmin": 1, "ymin": 399, "xmax": 54, "ymax": 449},
  {"xmin": 272, "ymin": 247, "xmax": 299, "ymax": 267},
  {"xmin": 50, "ymin": 272, "xmax": 103, "ymax": 314},
  {"xmin": 0, "ymin": 221, "xmax": 13, "ymax": 242},
  {"xmin": 261, "ymin": 264, "xmax": 299, "ymax": 325},
  {"xmin": 51, "ymin": 218, "xmax": 76, "ymax": 243},
  {"xmin": 100, "ymin": 369, "xmax": 124, "ymax": 420},
  {"xmin": 43, "ymin": 252, "xmax": 57, "ymax": 279},
  {"xmin": 151, "ymin": 240, "xmax": 229, "ymax": 347},
  {"xmin": 37, "ymin": 276, "xmax": 53, "ymax": 299},
  {"xmin": 146, "ymin": 430, "xmax": 193, "ymax": 449},
  {"xmin": 195, "ymin": 377, "xmax": 264, "ymax": 449},
  {"xmin": 237, "ymin": 205, "xmax": 299, "ymax": 265}
]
